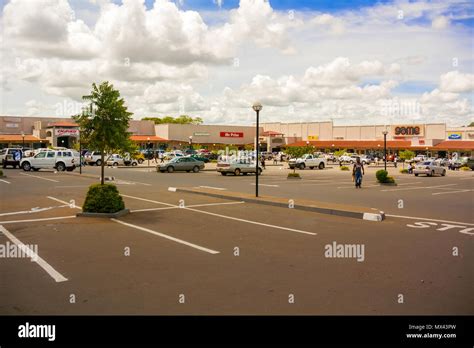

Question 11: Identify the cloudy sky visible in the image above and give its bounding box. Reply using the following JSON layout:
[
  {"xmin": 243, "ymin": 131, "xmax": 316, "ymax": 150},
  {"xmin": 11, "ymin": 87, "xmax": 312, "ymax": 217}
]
[{"xmin": 1, "ymin": 0, "xmax": 473, "ymax": 126}]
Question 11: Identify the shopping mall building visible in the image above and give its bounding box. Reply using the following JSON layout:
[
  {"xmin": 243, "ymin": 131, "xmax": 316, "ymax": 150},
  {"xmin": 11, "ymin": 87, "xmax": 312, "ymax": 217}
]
[{"xmin": 1, "ymin": 116, "xmax": 473, "ymax": 156}]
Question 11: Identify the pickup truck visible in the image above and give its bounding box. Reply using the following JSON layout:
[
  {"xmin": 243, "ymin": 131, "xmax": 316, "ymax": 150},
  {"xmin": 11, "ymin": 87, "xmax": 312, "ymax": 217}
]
[{"xmin": 288, "ymin": 154, "xmax": 326, "ymax": 170}]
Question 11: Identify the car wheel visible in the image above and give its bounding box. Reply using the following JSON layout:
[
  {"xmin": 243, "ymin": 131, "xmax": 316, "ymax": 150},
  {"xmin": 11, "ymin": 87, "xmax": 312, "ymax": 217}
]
[
  {"xmin": 234, "ymin": 168, "xmax": 241, "ymax": 176},
  {"xmin": 113, "ymin": 162, "xmax": 118, "ymax": 166},
  {"xmin": 96, "ymin": 159, "xmax": 102, "ymax": 166},
  {"xmin": 441, "ymin": 169, "xmax": 446, "ymax": 176},
  {"xmin": 138, "ymin": 159, "xmax": 144, "ymax": 164},
  {"xmin": 319, "ymin": 162, "xmax": 325, "ymax": 170},
  {"xmin": 414, "ymin": 173, "xmax": 419, "ymax": 176},
  {"xmin": 132, "ymin": 162, "xmax": 137, "ymax": 166},
  {"xmin": 298, "ymin": 163, "xmax": 305, "ymax": 170},
  {"xmin": 167, "ymin": 166, "xmax": 174, "ymax": 173},
  {"xmin": 221, "ymin": 172, "xmax": 227, "ymax": 176},
  {"xmin": 192, "ymin": 166, "xmax": 200, "ymax": 173},
  {"xmin": 22, "ymin": 162, "xmax": 31, "ymax": 171},
  {"xmin": 56, "ymin": 162, "xmax": 66, "ymax": 171}
]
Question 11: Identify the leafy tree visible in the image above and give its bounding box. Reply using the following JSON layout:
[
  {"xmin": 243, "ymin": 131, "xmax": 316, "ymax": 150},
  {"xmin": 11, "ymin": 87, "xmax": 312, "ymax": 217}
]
[
  {"xmin": 468, "ymin": 121, "xmax": 474, "ymax": 127},
  {"xmin": 334, "ymin": 149, "xmax": 347, "ymax": 158},
  {"xmin": 285, "ymin": 146, "xmax": 311, "ymax": 159},
  {"xmin": 142, "ymin": 115, "xmax": 203, "ymax": 125},
  {"xmin": 74, "ymin": 81, "xmax": 133, "ymax": 185},
  {"xmin": 399, "ymin": 150, "xmax": 415, "ymax": 169}
]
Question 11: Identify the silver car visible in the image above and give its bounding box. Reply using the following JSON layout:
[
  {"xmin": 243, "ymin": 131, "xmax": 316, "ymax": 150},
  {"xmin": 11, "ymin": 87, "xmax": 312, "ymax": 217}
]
[
  {"xmin": 217, "ymin": 159, "xmax": 263, "ymax": 176},
  {"xmin": 413, "ymin": 161, "xmax": 446, "ymax": 177},
  {"xmin": 158, "ymin": 156, "xmax": 204, "ymax": 173}
]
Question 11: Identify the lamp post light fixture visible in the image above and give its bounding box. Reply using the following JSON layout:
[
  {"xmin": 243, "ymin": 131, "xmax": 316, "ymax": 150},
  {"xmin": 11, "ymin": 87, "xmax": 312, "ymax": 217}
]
[
  {"xmin": 147, "ymin": 137, "xmax": 151, "ymax": 167},
  {"xmin": 382, "ymin": 130, "xmax": 388, "ymax": 171},
  {"xmin": 21, "ymin": 131, "xmax": 25, "ymax": 149},
  {"xmin": 252, "ymin": 101, "xmax": 263, "ymax": 198}
]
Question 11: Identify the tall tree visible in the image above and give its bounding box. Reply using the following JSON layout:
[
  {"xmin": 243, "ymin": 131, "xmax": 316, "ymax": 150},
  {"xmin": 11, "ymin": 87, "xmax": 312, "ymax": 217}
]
[{"xmin": 74, "ymin": 82, "xmax": 133, "ymax": 185}]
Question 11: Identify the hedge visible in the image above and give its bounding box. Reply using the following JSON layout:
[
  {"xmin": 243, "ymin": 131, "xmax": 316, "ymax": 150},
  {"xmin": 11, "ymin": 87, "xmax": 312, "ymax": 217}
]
[
  {"xmin": 340, "ymin": 166, "xmax": 350, "ymax": 171},
  {"xmin": 82, "ymin": 184, "xmax": 125, "ymax": 213}
]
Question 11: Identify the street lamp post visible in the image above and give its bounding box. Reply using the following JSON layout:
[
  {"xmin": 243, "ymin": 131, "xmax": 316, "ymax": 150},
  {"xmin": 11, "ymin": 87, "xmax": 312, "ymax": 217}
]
[
  {"xmin": 147, "ymin": 137, "xmax": 151, "ymax": 167},
  {"xmin": 189, "ymin": 136, "xmax": 193, "ymax": 150},
  {"xmin": 252, "ymin": 102, "xmax": 263, "ymax": 197},
  {"xmin": 79, "ymin": 130, "xmax": 82, "ymax": 174},
  {"xmin": 21, "ymin": 131, "xmax": 25, "ymax": 149},
  {"xmin": 382, "ymin": 130, "xmax": 388, "ymax": 171}
]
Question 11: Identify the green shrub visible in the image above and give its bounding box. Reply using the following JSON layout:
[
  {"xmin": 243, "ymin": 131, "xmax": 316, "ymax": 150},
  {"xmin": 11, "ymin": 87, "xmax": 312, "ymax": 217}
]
[
  {"xmin": 287, "ymin": 172, "xmax": 301, "ymax": 178},
  {"xmin": 399, "ymin": 169, "xmax": 409, "ymax": 174},
  {"xmin": 0, "ymin": 169, "xmax": 3, "ymax": 176},
  {"xmin": 210, "ymin": 159, "xmax": 218, "ymax": 163},
  {"xmin": 82, "ymin": 184, "xmax": 125, "ymax": 213},
  {"xmin": 460, "ymin": 166, "xmax": 471, "ymax": 171},
  {"xmin": 340, "ymin": 165, "xmax": 350, "ymax": 171},
  {"xmin": 376, "ymin": 169, "xmax": 388, "ymax": 182}
]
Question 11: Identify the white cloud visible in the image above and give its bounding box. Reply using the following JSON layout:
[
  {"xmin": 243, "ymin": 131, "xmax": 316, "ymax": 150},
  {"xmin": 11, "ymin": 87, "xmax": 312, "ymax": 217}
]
[
  {"xmin": 432, "ymin": 15, "xmax": 450, "ymax": 29},
  {"xmin": 439, "ymin": 71, "xmax": 474, "ymax": 93}
]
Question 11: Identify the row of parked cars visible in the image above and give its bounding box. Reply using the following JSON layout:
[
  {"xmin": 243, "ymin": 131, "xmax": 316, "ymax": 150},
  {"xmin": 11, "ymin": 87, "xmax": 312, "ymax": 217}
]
[{"xmin": 0, "ymin": 147, "xmax": 80, "ymax": 171}]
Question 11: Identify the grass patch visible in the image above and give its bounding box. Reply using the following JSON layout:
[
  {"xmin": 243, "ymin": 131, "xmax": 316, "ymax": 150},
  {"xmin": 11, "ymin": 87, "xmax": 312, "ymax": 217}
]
[{"xmin": 340, "ymin": 165, "xmax": 350, "ymax": 171}]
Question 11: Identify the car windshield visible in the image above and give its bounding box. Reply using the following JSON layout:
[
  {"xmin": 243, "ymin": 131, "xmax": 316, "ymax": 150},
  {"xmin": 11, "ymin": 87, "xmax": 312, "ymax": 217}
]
[{"xmin": 422, "ymin": 161, "xmax": 432, "ymax": 165}]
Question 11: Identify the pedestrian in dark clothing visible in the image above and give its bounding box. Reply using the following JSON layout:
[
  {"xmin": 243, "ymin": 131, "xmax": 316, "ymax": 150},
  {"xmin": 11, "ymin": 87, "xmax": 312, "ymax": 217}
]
[
  {"xmin": 261, "ymin": 157, "xmax": 266, "ymax": 169},
  {"xmin": 353, "ymin": 157, "xmax": 365, "ymax": 188}
]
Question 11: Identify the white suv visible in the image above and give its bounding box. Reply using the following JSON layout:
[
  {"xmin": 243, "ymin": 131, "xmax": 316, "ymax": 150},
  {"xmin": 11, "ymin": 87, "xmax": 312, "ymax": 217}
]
[{"xmin": 20, "ymin": 150, "xmax": 77, "ymax": 172}]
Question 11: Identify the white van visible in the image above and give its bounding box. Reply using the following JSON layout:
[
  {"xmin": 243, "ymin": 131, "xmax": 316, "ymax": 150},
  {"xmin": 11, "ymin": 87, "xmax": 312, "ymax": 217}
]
[{"xmin": 20, "ymin": 150, "xmax": 77, "ymax": 172}]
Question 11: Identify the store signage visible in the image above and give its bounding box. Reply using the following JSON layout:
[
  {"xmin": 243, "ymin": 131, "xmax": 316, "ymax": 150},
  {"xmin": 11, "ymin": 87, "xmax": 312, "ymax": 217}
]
[
  {"xmin": 193, "ymin": 132, "xmax": 210, "ymax": 136},
  {"xmin": 55, "ymin": 129, "xmax": 79, "ymax": 136},
  {"xmin": 308, "ymin": 135, "xmax": 319, "ymax": 140},
  {"xmin": 220, "ymin": 131, "xmax": 243, "ymax": 138},
  {"xmin": 447, "ymin": 132, "xmax": 462, "ymax": 140},
  {"xmin": 393, "ymin": 125, "xmax": 423, "ymax": 136}
]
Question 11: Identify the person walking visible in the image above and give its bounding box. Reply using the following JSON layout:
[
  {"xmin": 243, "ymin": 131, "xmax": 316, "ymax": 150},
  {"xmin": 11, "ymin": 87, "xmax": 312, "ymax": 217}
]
[
  {"xmin": 159, "ymin": 151, "xmax": 164, "ymax": 163},
  {"xmin": 260, "ymin": 156, "xmax": 266, "ymax": 170},
  {"xmin": 394, "ymin": 155, "xmax": 398, "ymax": 168},
  {"xmin": 353, "ymin": 157, "xmax": 365, "ymax": 188}
]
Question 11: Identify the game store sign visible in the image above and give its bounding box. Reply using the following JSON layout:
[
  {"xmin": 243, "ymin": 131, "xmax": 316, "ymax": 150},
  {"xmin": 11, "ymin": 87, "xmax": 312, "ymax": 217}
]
[{"xmin": 392, "ymin": 125, "xmax": 424, "ymax": 137}]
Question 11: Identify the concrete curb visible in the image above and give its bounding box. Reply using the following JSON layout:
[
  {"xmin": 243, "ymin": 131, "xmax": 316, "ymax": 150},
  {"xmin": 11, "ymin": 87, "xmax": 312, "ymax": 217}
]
[
  {"xmin": 77, "ymin": 209, "xmax": 130, "ymax": 218},
  {"xmin": 171, "ymin": 187, "xmax": 385, "ymax": 222}
]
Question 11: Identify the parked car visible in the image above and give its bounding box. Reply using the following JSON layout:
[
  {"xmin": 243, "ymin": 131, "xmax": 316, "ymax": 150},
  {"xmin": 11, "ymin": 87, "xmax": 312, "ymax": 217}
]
[
  {"xmin": 157, "ymin": 157, "xmax": 204, "ymax": 173},
  {"xmin": 217, "ymin": 159, "xmax": 263, "ymax": 176},
  {"xmin": 465, "ymin": 157, "xmax": 474, "ymax": 170},
  {"xmin": 324, "ymin": 153, "xmax": 336, "ymax": 162},
  {"xmin": 289, "ymin": 153, "xmax": 326, "ymax": 170},
  {"xmin": 412, "ymin": 155, "xmax": 428, "ymax": 163},
  {"xmin": 1, "ymin": 148, "xmax": 23, "ymax": 168},
  {"xmin": 260, "ymin": 151, "xmax": 273, "ymax": 160},
  {"xmin": 84, "ymin": 151, "xmax": 104, "ymax": 166},
  {"xmin": 360, "ymin": 155, "xmax": 373, "ymax": 165},
  {"xmin": 20, "ymin": 150, "xmax": 77, "ymax": 172},
  {"xmin": 190, "ymin": 154, "xmax": 210, "ymax": 163},
  {"xmin": 434, "ymin": 158, "xmax": 449, "ymax": 167},
  {"xmin": 338, "ymin": 154, "xmax": 357, "ymax": 164},
  {"xmin": 163, "ymin": 152, "xmax": 184, "ymax": 160},
  {"xmin": 106, "ymin": 154, "xmax": 138, "ymax": 166},
  {"xmin": 413, "ymin": 161, "xmax": 446, "ymax": 177}
]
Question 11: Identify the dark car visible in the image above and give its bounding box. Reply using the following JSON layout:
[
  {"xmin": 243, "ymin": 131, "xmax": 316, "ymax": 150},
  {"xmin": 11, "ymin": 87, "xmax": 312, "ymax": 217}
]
[
  {"xmin": 190, "ymin": 154, "xmax": 210, "ymax": 163},
  {"xmin": 157, "ymin": 157, "xmax": 205, "ymax": 173}
]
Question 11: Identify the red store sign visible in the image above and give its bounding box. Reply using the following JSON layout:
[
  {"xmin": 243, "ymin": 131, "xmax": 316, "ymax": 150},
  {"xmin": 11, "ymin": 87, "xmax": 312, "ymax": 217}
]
[{"xmin": 220, "ymin": 132, "xmax": 243, "ymax": 138}]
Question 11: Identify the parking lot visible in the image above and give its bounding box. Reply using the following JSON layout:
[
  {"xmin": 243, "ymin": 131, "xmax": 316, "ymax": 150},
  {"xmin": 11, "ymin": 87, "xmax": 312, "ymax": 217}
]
[{"xmin": 0, "ymin": 163, "xmax": 473, "ymax": 315}]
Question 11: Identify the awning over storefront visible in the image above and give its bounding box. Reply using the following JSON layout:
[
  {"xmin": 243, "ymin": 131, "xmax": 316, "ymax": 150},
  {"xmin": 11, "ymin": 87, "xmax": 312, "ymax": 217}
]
[
  {"xmin": 130, "ymin": 135, "xmax": 168, "ymax": 142},
  {"xmin": 287, "ymin": 140, "xmax": 474, "ymax": 151},
  {"xmin": 0, "ymin": 134, "xmax": 47, "ymax": 143}
]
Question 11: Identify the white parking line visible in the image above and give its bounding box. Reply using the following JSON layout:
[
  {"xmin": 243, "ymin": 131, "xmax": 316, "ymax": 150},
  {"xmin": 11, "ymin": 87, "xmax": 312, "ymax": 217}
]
[
  {"xmin": 0, "ymin": 216, "xmax": 77, "ymax": 225},
  {"xmin": 198, "ymin": 186, "xmax": 227, "ymax": 190},
  {"xmin": 0, "ymin": 225, "xmax": 68, "ymax": 282},
  {"xmin": 121, "ymin": 194, "xmax": 176, "ymax": 207},
  {"xmin": 111, "ymin": 219, "xmax": 220, "ymax": 254},
  {"xmin": 20, "ymin": 173, "xmax": 59, "ymax": 182},
  {"xmin": 381, "ymin": 184, "xmax": 457, "ymax": 192},
  {"xmin": 131, "ymin": 201, "xmax": 245, "ymax": 213},
  {"xmin": 184, "ymin": 207, "xmax": 317, "ymax": 236},
  {"xmin": 250, "ymin": 183, "xmax": 279, "ymax": 187},
  {"xmin": 386, "ymin": 214, "xmax": 474, "ymax": 226},
  {"xmin": 0, "ymin": 205, "xmax": 69, "ymax": 217},
  {"xmin": 337, "ymin": 184, "xmax": 380, "ymax": 189},
  {"xmin": 122, "ymin": 194, "xmax": 316, "ymax": 235},
  {"xmin": 47, "ymin": 196, "xmax": 81, "ymax": 209},
  {"xmin": 432, "ymin": 189, "xmax": 474, "ymax": 196}
]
